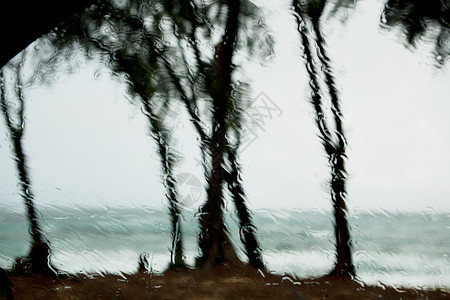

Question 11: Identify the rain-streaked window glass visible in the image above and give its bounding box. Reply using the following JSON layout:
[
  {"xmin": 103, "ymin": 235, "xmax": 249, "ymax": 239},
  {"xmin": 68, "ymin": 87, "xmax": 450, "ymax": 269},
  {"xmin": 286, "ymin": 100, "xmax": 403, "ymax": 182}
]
[{"xmin": 1, "ymin": 0, "xmax": 449, "ymax": 298}]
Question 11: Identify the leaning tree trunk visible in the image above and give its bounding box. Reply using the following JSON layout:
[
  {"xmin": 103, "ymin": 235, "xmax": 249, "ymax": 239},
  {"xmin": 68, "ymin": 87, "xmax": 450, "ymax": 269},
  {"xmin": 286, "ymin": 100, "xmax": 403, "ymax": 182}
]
[
  {"xmin": 311, "ymin": 19, "xmax": 354, "ymax": 278},
  {"xmin": 226, "ymin": 146, "xmax": 264, "ymax": 269},
  {"xmin": 141, "ymin": 100, "xmax": 186, "ymax": 269},
  {"xmin": 292, "ymin": 0, "xmax": 355, "ymax": 278},
  {"xmin": 0, "ymin": 68, "xmax": 54, "ymax": 276},
  {"xmin": 112, "ymin": 51, "xmax": 186, "ymax": 269}
]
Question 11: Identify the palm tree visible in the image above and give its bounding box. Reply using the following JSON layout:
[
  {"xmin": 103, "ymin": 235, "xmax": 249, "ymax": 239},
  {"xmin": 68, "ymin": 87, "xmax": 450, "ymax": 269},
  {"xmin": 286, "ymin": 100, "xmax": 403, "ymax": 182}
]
[
  {"xmin": 292, "ymin": 0, "xmax": 355, "ymax": 277},
  {"xmin": 0, "ymin": 58, "xmax": 55, "ymax": 276}
]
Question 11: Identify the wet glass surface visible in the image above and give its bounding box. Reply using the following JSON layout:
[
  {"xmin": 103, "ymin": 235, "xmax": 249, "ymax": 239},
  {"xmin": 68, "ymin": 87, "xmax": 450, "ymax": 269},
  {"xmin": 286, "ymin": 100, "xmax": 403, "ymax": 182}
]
[{"xmin": 1, "ymin": 0, "xmax": 449, "ymax": 298}]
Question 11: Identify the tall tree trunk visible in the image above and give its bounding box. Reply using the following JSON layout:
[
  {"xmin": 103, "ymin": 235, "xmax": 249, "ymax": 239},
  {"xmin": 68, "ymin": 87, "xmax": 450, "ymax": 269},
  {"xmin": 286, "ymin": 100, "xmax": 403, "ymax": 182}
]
[
  {"xmin": 196, "ymin": 0, "xmax": 243, "ymax": 268},
  {"xmin": 113, "ymin": 52, "xmax": 186, "ymax": 269},
  {"xmin": 292, "ymin": 0, "xmax": 355, "ymax": 278},
  {"xmin": 0, "ymin": 68, "xmax": 54, "ymax": 276},
  {"xmin": 311, "ymin": 20, "xmax": 355, "ymax": 278},
  {"xmin": 141, "ymin": 100, "xmax": 185, "ymax": 269},
  {"xmin": 197, "ymin": 139, "xmax": 240, "ymax": 268}
]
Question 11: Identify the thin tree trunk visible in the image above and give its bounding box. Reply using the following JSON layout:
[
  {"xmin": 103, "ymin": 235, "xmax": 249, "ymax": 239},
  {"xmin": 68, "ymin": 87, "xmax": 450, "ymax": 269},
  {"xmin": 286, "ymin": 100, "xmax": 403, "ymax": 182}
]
[
  {"xmin": 114, "ymin": 54, "xmax": 186, "ymax": 268},
  {"xmin": 12, "ymin": 136, "xmax": 43, "ymax": 243},
  {"xmin": 292, "ymin": 3, "xmax": 334, "ymax": 154},
  {"xmin": 311, "ymin": 20, "xmax": 355, "ymax": 278},
  {"xmin": 0, "ymin": 68, "xmax": 54, "ymax": 276},
  {"xmin": 292, "ymin": 0, "xmax": 354, "ymax": 278},
  {"xmin": 141, "ymin": 100, "xmax": 185, "ymax": 269},
  {"xmin": 226, "ymin": 146, "xmax": 264, "ymax": 268}
]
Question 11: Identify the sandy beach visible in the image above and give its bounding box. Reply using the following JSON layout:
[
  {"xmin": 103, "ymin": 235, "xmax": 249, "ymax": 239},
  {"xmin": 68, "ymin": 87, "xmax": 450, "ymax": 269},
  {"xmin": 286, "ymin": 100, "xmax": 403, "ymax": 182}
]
[{"xmin": 6, "ymin": 265, "xmax": 450, "ymax": 299}]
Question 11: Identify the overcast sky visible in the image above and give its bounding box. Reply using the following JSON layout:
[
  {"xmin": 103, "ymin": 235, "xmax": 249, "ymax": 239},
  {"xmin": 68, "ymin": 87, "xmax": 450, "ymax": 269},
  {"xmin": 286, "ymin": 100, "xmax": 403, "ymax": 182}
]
[{"xmin": 1, "ymin": 0, "xmax": 449, "ymax": 213}]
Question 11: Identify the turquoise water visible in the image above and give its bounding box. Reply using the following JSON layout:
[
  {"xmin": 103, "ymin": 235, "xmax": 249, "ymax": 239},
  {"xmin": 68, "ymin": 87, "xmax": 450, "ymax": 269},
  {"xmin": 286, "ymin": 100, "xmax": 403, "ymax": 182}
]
[{"xmin": 1, "ymin": 206, "xmax": 449, "ymax": 289}]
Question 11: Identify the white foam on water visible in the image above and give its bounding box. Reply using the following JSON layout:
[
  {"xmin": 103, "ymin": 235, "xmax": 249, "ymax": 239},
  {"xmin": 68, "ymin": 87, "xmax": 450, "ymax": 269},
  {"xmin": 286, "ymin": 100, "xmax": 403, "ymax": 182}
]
[
  {"xmin": 262, "ymin": 250, "xmax": 335, "ymax": 278},
  {"xmin": 354, "ymin": 250, "xmax": 450, "ymax": 288},
  {"xmin": 6, "ymin": 242, "xmax": 450, "ymax": 289},
  {"xmin": 51, "ymin": 249, "xmax": 171, "ymax": 274},
  {"xmin": 51, "ymin": 249, "xmax": 204, "ymax": 274},
  {"xmin": 0, "ymin": 253, "xmax": 15, "ymax": 269},
  {"xmin": 260, "ymin": 250, "xmax": 450, "ymax": 289}
]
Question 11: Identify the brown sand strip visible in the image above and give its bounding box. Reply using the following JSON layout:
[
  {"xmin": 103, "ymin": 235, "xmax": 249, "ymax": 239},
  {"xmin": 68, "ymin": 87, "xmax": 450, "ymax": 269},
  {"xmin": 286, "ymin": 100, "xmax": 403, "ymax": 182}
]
[{"xmin": 8, "ymin": 267, "xmax": 450, "ymax": 300}]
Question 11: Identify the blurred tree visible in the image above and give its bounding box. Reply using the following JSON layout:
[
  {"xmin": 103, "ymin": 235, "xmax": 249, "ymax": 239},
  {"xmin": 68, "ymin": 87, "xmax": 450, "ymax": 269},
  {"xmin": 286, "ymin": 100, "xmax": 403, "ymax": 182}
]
[
  {"xmin": 144, "ymin": 0, "xmax": 269, "ymax": 269},
  {"xmin": 1, "ymin": 0, "xmax": 447, "ymax": 68},
  {"xmin": 44, "ymin": 0, "xmax": 269, "ymax": 269},
  {"xmin": 115, "ymin": 51, "xmax": 187, "ymax": 269},
  {"xmin": 0, "ymin": 55, "xmax": 56, "ymax": 276},
  {"xmin": 289, "ymin": 0, "xmax": 449, "ymax": 278},
  {"xmin": 380, "ymin": 0, "xmax": 450, "ymax": 66},
  {"xmin": 292, "ymin": 0, "xmax": 355, "ymax": 278},
  {"xmin": 327, "ymin": 0, "xmax": 450, "ymax": 65},
  {"xmin": 140, "ymin": 0, "xmax": 267, "ymax": 269},
  {"xmin": 50, "ymin": 2, "xmax": 189, "ymax": 269}
]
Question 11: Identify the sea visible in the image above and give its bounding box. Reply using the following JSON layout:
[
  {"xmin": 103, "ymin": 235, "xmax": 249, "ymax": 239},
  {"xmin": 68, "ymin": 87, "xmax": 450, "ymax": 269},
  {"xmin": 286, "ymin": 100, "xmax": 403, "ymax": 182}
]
[{"xmin": 1, "ymin": 205, "xmax": 449, "ymax": 290}]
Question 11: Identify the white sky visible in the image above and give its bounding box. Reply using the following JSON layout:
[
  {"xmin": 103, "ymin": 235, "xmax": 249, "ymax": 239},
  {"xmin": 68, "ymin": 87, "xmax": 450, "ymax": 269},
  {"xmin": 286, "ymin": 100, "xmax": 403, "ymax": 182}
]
[{"xmin": 1, "ymin": 0, "xmax": 449, "ymax": 213}]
